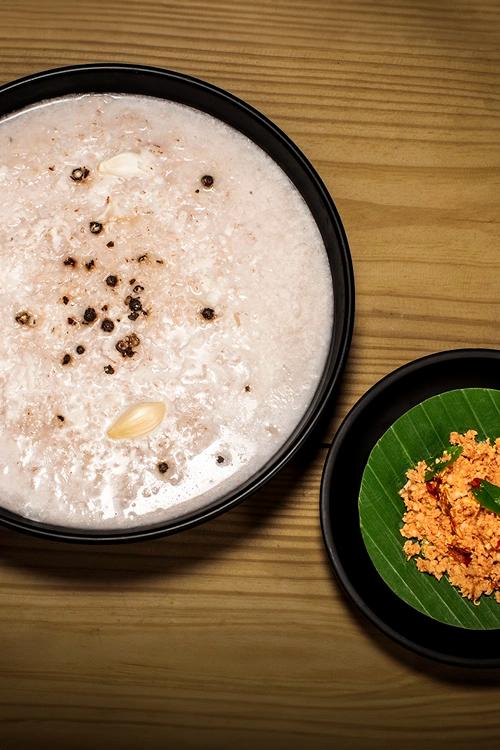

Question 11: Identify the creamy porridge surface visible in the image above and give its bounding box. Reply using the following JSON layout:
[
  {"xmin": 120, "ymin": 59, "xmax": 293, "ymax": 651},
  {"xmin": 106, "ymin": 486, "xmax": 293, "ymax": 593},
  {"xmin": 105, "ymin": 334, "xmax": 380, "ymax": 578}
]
[{"xmin": 0, "ymin": 94, "xmax": 333, "ymax": 529}]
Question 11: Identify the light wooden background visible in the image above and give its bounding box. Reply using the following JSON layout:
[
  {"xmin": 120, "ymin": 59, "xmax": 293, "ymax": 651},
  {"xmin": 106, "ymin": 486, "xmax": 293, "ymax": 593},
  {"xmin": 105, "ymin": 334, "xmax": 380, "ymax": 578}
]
[{"xmin": 0, "ymin": 1, "xmax": 499, "ymax": 748}]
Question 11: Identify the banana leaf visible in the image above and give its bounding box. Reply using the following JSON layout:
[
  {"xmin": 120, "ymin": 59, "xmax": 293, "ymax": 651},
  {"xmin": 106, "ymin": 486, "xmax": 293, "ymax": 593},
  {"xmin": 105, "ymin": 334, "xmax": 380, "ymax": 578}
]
[{"xmin": 359, "ymin": 388, "xmax": 500, "ymax": 629}]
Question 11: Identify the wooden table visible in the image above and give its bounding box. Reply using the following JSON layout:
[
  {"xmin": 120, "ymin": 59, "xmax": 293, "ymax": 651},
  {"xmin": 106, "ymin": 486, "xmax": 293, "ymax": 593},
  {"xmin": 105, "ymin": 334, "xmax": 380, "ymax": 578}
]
[{"xmin": 0, "ymin": 1, "xmax": 499, "ymax": 748}]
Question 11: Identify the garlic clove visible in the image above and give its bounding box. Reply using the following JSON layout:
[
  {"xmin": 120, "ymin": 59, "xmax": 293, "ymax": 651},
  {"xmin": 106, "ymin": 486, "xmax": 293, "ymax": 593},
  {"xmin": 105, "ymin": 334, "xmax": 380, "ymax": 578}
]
[
  {"xmin": 107, "ymin": 401, "xmax": 166, "ymax": 440},
  {"xmin": 98, "ymin": 152, "xmax": 144, "ymax": 178}
]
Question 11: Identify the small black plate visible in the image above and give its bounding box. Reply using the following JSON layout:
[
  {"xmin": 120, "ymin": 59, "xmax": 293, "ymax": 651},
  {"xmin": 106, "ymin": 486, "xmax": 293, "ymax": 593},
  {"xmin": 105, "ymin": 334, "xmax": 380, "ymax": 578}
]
[{"xmin": 320, "ymin": 348, "xmax": 500, "ymax": 667}]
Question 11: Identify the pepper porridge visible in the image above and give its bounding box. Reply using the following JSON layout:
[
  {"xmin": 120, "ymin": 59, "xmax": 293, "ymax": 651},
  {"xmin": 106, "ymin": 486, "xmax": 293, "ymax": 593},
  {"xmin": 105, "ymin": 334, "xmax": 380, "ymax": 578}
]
[{"xmin": 0, "ymin": 94, "xmax": 333, "ymax": 528}]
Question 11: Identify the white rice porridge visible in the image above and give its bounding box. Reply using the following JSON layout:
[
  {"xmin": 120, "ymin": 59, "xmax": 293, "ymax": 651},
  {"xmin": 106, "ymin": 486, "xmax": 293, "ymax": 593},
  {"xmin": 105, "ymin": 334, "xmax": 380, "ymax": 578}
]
[{"xmin": 0, "ymin": 94, "xmax": 333, "ymax": 529}]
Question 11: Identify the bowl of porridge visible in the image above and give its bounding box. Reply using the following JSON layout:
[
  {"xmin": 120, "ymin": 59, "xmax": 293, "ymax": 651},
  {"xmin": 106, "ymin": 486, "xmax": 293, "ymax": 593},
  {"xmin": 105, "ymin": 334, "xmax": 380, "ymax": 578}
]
[{"xmin": 0, "ymin": 64, "xmax": 354, "ymax": 541}]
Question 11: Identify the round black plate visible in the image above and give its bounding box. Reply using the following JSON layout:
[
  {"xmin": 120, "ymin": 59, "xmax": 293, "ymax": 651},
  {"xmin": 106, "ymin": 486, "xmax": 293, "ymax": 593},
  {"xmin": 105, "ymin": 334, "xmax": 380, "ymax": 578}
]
[
  {"xmin": 320, "ymin": 348, "xmax": 500, "ymax": 667},
  {"xmin": 0, "ymin": 64, "xmax": 354, "ymax": 543}
]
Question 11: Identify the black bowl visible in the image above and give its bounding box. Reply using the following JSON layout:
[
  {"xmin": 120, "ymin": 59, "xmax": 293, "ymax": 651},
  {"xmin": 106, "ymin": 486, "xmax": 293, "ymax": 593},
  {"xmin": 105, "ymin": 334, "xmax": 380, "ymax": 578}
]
[
  {"xmin": 0, "ymin": 64, "xmax": 354, "ymax": 542},
  {"xmin": 320, "ymin": 348, "xmax": 500, "ymax": 667}
]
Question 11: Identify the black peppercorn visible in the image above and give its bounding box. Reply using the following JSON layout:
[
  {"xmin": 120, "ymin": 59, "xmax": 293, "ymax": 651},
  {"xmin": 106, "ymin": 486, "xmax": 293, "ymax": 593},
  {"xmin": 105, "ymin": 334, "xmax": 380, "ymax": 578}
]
[
  {"xmin": 216, "ymin": 455, "xmax": 225, "ymax": 464},
  {"xmin": 63, "ymin": 257, "xmax": 76, "ymax": 267},
  {"xmin": 15, "ymin": 311, "xmax": 32, "ymax": 326},
  {"xmin": 101, "ymin": 318, "xmax": 115, "ymax": 332},
  {"xmin": 158, "ymin": 462, "xmax": 169, "ymax": 474},
  {"xmin": 85, "ymin": 259, "xmax": 95, "ymax": 271},
  {"xmin": 67, "ymin": 317, "xmax": 77, "ymax": 326},
  {"xmin": 245, "ymin": 385, "xmax": 251, "ymax": 392},
  {"xmin": 128, "ymin": 311, "xmax": 139, "ymax": 321},
  {"xmin": 201, "ymin": 307, "xmax": 215, "ymax": 321},
  {"xmin": 106, "ymin": 275, "xmax": 118, "ymax": 288},
  {"xmin": 70, "ymin": 167, "xmax": 90, "ymax": 182},
  {"xmin": 115, "ymin": 333, "xmax": 140, "ymax": 358},
  {"xmin": 83, "ymin": 307, "xmax": 97, "ymax": 323},
  {"xmin": 57, "ymin": 414, "xmax": 65, "ymax": 422},
  {"xmin": 104, "ymin": 365, "xmax": 115, "ymax": 375},
  {"xmin": 62, "ymin": 296, "xmax": 69, "ymax": 305},
  {"xmin": 128, "ymin": 297, "xmax": 142, "ymax": 313},
  {"xmin": 106, "ymin": 241, "xmax": 115, "ymax": 248},
  {"xmin": 61, "ymin": 353, "xmax": 71, "ymax": 365},
  {"xmin": 89, "ymin": 221, "xmax": 103, "ymax": 234},
  {"xmin": 76, "ymin": 345, "xmax": 85, "ymax": 355},
  {"xmin": 201, "ymin": 174, "xmax": 214, "ymax": 188}
]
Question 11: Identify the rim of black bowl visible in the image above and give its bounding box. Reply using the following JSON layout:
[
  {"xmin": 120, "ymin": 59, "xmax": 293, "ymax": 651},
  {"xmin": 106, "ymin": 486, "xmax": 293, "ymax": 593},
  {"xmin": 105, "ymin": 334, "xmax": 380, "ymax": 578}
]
[
  {"xmin": 0, "ymin": 63, "xmax": 354, "ymax": 543},
  {"xmin": 320, "ymin": 348, "xmax": 500, "ymax": 667}
]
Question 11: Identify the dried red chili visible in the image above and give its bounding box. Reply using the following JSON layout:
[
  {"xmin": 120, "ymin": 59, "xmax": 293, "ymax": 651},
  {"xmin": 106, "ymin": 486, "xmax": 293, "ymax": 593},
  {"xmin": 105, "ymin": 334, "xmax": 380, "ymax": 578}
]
[
  {"xmin": 448, "ymin": 545, "xmax": 472, "ymax": 567},
  {"xmin": 426, "ymin": 478, "xmax": 442, "ymax": 498}
]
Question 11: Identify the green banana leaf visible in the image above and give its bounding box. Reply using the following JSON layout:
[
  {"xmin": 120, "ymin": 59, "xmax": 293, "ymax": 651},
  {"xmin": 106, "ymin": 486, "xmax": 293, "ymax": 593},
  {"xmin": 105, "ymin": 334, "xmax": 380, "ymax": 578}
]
[{"xmin": 359, "ymin": 388, "xmax": 500, "ymax": 630}]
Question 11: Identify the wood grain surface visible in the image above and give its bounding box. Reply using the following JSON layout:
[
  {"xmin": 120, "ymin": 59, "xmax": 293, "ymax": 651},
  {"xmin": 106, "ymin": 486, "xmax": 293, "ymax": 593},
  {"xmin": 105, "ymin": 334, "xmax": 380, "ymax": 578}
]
[{"xmin": 0, "ymin": 1, "xmax": 499, "ymax": 748}]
